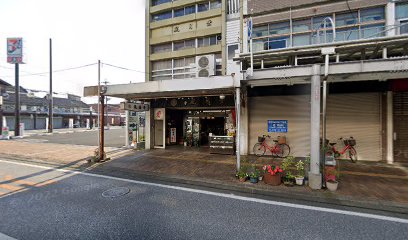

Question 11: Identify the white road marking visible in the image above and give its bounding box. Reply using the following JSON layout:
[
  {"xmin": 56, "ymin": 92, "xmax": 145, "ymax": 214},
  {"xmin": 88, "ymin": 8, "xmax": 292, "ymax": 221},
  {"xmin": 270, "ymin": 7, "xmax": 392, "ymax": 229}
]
[
  {"xmin": 1, "ymin": 159, "xmax": 408, "ymax": 224},
  {"xmin": 0, "ymin": 232, "xmax": 17, "ymax": 240}
]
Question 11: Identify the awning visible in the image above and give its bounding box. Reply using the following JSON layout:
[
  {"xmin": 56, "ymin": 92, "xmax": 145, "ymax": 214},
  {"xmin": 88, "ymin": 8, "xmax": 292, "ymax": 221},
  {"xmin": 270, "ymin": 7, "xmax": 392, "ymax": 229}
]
[{"xmin": 84, "ymin": 76, "xmax": 240, "ymax": 100}]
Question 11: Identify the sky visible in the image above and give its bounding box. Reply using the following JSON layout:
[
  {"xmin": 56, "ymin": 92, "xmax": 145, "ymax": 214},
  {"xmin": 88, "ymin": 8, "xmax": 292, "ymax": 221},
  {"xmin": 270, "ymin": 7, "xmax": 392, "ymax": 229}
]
[{"xmin": 0, "ymin": 0, "xmax": 146, "ymax": 103}]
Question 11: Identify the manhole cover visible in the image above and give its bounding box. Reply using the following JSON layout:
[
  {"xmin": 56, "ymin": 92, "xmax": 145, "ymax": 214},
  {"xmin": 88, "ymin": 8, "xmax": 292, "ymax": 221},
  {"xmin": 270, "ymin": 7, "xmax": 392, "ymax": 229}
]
[{"xmin": 102, "ymin": 187, "xmax": 130, "ymax": 198}]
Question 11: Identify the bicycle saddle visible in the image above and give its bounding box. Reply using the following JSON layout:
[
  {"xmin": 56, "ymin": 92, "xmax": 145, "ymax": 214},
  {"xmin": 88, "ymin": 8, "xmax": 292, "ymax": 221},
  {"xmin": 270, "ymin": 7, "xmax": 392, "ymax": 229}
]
[
  {"xmin": 329, "ymin": 143, "xmax": 336, "ymax": 146},
  {"xmin": 273, "ymin": 140, "xmax": 278, "ymax": 142}
]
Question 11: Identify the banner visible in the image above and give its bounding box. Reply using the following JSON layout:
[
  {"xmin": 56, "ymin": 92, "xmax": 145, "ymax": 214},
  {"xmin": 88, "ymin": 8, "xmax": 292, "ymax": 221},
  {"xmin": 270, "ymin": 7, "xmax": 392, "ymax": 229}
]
[{"xmin": 7, "ymin": 38, "xmax": 23, "ymax": 64}]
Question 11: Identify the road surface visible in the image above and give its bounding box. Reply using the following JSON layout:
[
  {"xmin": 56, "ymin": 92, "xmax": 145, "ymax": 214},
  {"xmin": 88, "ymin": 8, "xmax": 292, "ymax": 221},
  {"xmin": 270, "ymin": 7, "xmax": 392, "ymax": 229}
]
[{"xmin": 0, "ymin": 159, "xmax": 407, "ymax": 240}]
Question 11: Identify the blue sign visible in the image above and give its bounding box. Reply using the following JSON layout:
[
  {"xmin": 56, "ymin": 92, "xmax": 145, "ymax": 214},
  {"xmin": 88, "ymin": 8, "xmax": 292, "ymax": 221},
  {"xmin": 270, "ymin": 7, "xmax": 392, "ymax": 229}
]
[
  {"xmin": 248, "ymin": 17, "xmax": 253, "ymax": 39},
  {"xmin": 268, "ymin": 120, "xmax": 288, "ymax": 133}
]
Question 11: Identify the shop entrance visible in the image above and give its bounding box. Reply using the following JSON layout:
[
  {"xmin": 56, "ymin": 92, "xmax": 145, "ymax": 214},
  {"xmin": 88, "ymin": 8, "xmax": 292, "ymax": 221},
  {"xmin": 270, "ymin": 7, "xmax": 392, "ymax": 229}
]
[{"xmin": 199, "ymin": 117, "xmax": 225, "ymax": 146}]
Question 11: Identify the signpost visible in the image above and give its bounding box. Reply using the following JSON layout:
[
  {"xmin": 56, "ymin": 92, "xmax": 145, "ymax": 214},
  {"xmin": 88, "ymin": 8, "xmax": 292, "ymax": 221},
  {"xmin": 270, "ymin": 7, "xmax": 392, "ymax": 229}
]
[{"xmin": 267, "ymin": 120, "xmax": 288, "ymax": 133}]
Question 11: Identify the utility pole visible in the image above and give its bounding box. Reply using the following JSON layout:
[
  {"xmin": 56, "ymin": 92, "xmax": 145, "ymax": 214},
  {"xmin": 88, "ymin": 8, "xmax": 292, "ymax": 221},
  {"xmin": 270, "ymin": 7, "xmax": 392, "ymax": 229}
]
[
  {"xmin": 48, "ymin": 38, "xmax": 53, "ymax": 133},
  {"xmin": 102, "ymin": 80, "xmax": 109, "ymax": 129},
  {"xmin": 98, "ymin": 60, "xmax": 105, "ymax": 161},
  {"xmin": 14, "ymin": 63, "xmax": 20, "ymax": 137}
]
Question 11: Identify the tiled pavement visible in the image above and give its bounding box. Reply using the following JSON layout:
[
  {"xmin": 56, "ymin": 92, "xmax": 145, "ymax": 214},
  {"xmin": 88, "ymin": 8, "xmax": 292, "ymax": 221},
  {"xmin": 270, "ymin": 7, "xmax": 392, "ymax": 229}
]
[{"xmin": 1, "ymin": 141, "xmax": 408, "ymax": 211}]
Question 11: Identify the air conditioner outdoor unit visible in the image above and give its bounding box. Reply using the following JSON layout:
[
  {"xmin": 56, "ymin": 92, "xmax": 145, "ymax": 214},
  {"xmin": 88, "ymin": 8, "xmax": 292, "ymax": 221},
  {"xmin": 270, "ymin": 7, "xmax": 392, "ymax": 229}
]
[{"xmin": 195, "ymin": 54, "xmax": 215, "ymax": 78}]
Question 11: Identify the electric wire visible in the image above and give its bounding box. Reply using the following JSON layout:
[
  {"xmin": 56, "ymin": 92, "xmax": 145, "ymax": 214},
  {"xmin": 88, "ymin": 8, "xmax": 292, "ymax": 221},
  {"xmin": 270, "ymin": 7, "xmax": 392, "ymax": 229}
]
[{"xmin": 101, "ymin": 62, "xmax": 147, "ymax": 74}]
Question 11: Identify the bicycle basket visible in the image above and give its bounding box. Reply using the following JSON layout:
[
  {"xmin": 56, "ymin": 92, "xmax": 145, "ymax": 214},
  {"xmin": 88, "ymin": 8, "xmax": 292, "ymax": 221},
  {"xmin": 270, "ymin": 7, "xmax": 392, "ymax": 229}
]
[
  {"xmin": 344, "ymin": 139, "xmax": 356, "ymax": 146},
  {"xmin": 258, "ymin": 136, "xmax": 265, "ymax": 142},
  {"xmin": 277, "ymin": 136, "xmax": 286, "ymax": 144}
]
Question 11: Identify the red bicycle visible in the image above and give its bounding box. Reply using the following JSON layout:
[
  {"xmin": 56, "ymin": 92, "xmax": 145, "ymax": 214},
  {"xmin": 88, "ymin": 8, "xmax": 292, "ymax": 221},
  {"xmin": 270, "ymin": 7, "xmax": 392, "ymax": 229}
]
[
  {"xmin": 326, "ymin": 137, "xmax": 358, "ymax": 163},
  {"xmin": 253, "ymin": 135, "xmax": 290, "ymax": 158}
]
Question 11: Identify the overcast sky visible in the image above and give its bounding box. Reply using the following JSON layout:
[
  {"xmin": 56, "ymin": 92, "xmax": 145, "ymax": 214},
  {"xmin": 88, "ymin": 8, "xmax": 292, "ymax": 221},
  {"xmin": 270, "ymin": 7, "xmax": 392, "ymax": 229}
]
[{"xmin": 0, "ymin": 0, "xmax": 146, "ymax": 103}]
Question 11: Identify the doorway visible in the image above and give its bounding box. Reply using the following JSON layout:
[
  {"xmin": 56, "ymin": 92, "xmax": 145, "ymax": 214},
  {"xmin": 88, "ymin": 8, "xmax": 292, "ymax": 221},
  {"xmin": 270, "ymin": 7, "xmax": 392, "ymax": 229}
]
[
  {"xmin": 199, "ymin": 117, "xmax": 225, "ymax": 145},
  {"xmin": 394, "ymin": 92, "xmax": 408, "ymax": 162}
]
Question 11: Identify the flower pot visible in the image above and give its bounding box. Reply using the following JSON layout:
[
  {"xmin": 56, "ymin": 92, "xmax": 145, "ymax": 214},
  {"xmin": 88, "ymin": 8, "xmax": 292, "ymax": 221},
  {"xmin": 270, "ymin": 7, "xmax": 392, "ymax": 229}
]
[
  {"xmin": 258, "ymin": 176, "xmax": 263, "ymax": 181},
  {"xmin": 263, "ymin": 174, "xmax": 281, "ymax": 186},
  {"xmin": 239, "ymin": 177, "xmax": 247, "ymax": 182},
  {"xmin": 183, "ymin": 142, "xmax": 187, "ymax": 147},
  {"xmin": 295, "ymin": 177, "xmax": 304, "ymax": 186},
  {"xmin": 326, "ymin": 180, "xmax": 338, "ymax": 191},
  {"xmin": 250, "ymin": 177, "xmax": 258, "ymax": 184}
]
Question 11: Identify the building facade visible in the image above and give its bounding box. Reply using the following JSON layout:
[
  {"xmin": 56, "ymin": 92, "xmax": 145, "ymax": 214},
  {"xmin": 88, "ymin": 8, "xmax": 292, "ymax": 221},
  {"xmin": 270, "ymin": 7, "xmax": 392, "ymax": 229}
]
[{"xmin": 84, "ymin": 0, "xmax": 408, "ymax": 174}]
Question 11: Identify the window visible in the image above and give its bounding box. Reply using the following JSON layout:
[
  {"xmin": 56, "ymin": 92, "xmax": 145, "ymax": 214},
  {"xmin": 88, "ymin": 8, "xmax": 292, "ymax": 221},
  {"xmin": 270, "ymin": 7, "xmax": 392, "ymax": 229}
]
[
  {"xmin": 312, "ymin": 15, "xmax": 333, "ymax": 30},
  {"xmin": 228, "ymin": 44, "xmax": 239, "ymax": 59},
  {"xmin": 396, "ymin": 2, "xmax": 408, "ymax": 20},
  {"xmin": 336, "ymin": 12, "xmax": 358, "ymax": 27},
  {"xmin": 360, "ymin": 7, "xmax": 384, "ymax": 23},
  {"xmin": 152, "ymin": 60, "xmax": 172, "ymax": 71},
  {"xmin": 292, "ymin": 19, "xmax": 311, "ymax": 33},
  {"xmin": 173, "ymin": 39, "xmax": 195, "ymax": 51},
  {"xmin": 152, "ymin": 0, "xmax": 171, "ymax": 6},
  {"xmin": 293, "ymin": 34, "xmax": 311, "ymax": 47},
  {"xmin": 198, "ymin": 3, "xmax": 209, "ymax": 12},
  {"xmin": 174, "ymin": 5, "xmax": 196, "ymax": 17},
  {"xmin": 152, "ymin": 11, "xmax": 172, "ymax": 22},
  {"xmin": 253, "ymin": 25, "xmax": 268, "ymax": 37},
  {"xmin": 152, "ymin": 43, "xmax": 172, "ymax": 53},
  {"xmin": 336, "ymin": 27, "xmax": 359, "ymax": 42},
  {"xmin": 361, "ymin": 24, "xmax": 385, "ymax": 39},
  {"xmin": 210, "ymin": 0, "xmax": 222, "ymax": 10},
  {"xmin": 268, "ymin": 37, "xmax": 288, "ymax": 49},
  {"xmin": 269, "ymin": 21, "xmax": 290, "ymax": 35},
  {"xmin": 197, "ymin": 35, "xmax": 219, "ymax": 47}
]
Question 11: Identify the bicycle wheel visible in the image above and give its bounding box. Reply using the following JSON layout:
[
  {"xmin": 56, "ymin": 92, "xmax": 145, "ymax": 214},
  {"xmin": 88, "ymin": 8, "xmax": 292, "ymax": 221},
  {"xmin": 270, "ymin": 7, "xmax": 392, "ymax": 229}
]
[
  {"xmin": 348, "ymin": 147, "xmax": 357, "ymax": 163},
  {"xmin": 253, "ymin": 143, "xmax": 266, "ymax": 157},
  {"xmin": 276, "ymin": 144, "xmax": 290, "ymax": 158}
]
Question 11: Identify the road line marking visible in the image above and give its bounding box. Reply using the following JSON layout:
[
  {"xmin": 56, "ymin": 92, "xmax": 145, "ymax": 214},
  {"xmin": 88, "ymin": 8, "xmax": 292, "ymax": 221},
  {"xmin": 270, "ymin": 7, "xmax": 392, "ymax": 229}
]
[
  {"xmin": 1, "ymin": 159, "xmax": 408, "ymax": 224},
  {"xmin": 4, "ymin": 175, "xmax": 36, "ymax": 186},
  {"xmin": 0, "ymin": 232, "xmax": 18, "ymax": 240}
]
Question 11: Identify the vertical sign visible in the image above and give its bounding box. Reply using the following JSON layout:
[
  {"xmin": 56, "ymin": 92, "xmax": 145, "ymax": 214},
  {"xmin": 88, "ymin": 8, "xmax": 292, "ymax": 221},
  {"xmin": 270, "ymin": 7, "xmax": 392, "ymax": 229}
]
[
  {"xmin": 170, "ymin": 128, "xmax": 176, "ymax": 143},
  {"xmin": 7, "ymin": 38, "xmax": 23, "ymax": 64},
  {"xmin": 247, "ymin": 17, "xmax": 253, "ymax": 39}
]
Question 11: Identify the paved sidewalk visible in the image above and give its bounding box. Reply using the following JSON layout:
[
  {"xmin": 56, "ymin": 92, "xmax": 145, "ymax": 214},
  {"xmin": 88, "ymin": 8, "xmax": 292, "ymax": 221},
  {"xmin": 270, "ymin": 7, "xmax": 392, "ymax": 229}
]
[
  {"xmin": 1, "ymin": 141, "xmax": 407, "ymax": 213},
  {"xmin": 5, "ymin": 126, "xmax": 123, "ymax": 138}
]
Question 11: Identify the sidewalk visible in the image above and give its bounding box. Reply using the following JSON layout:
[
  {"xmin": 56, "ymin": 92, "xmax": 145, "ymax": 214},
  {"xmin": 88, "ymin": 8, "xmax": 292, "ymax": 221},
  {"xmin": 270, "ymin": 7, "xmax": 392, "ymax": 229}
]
[
  {"xmin": 5, "ymin": 126, "xmax": 123, "ymax": 138},
  {"xmin": 1, "ymin": 141, "xmax": 407, "ymax": 213}
]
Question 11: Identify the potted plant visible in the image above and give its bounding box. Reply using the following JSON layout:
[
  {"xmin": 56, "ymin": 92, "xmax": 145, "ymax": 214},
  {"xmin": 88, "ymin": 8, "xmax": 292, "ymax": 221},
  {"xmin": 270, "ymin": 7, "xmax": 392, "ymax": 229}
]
[
  {"xmin": 249, "ymin": 169, "xmax": 260, "ymax": 184},
  {"xmin": 325, "ymin": 167, "xmax": 339, "ymax": 191},
  {"xmin": 262, "ymin": 165, "xmax": 282, "ymax": 186},
  {"xmin": 295, "ymin": 160, "xmax": 305, "ymax": 186},
  {"xmin": 236, "ymin": 166, "xmax": 248, "ymax": 182},
  {"xmin": 281, "ymin": 156, "xmax": 295, "ymax": 186},
  {"xmin": 283, "ymin": 172, "xmax": 295, "ymax": 187}
]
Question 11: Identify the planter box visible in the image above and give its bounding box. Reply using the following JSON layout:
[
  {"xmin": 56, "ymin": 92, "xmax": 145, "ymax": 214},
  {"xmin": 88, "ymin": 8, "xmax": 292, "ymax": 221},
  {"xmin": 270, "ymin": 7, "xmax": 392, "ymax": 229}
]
[{"xmin": 263, "ymin": 174, "xmax": 281, "ymax": 186}]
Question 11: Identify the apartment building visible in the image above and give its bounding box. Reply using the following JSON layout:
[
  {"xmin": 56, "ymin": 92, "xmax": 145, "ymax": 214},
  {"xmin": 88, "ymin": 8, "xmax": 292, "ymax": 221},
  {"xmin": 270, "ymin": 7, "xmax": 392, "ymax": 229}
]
[{"xmin": 234, "ymin": 0, "xmax": 408, "ymax": 172}]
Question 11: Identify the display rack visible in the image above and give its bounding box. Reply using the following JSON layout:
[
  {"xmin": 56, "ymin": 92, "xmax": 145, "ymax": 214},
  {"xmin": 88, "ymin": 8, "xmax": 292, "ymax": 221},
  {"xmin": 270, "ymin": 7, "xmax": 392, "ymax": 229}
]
[{"xmin": 209, "ymin": 136, "xmax": 235, "ymax": 155}]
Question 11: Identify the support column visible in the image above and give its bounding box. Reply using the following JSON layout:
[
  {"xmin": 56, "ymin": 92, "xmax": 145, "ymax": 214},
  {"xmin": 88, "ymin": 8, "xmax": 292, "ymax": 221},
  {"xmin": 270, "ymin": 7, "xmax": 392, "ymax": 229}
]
[
  {"xmin": 387, "ymin": 91, "xmax": 394, "ymax": 164},
  {"xmin": 240, "ymin": 91, "xmax": 249, "ymax": 155},
  {"xmin": 235, "ymin": 87, "xmax": 241, "ymax": 171},
  {"xmin": 145, "ymin": 103, "xmax": 151, "ymax": 150},
  {"xmin": 386, "ymin": 2, "xmax": 396, "ymax": 37},
  {"xmin": 125, "ymin": 110, "xmax": 130, "ymax": 148},
  {"xmin": 309, "ymin": 64, "xmax": 322, "ymax": 190}
]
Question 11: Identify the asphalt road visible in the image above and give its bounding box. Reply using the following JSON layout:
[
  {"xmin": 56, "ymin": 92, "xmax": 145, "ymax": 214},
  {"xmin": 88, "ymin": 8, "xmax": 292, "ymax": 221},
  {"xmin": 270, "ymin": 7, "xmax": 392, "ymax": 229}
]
[
  {"xmin": 23, "ymin": 128, "xmax": 125, "ymax": 148},
  {"xmin": 0, "ymin": 159, "xmax": 407, "ymax": 240}
]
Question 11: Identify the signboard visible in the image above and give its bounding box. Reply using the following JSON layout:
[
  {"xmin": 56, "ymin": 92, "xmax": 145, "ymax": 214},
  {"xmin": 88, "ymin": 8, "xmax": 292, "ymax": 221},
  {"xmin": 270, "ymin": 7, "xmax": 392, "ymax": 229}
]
[
  {"xmin": 7, "ymin": 38, "xmax": 23, "ymax": 64},
  {"xmin": 120, "ymin": 102, "xmax": 149, "ymax": 112},
  {"xmin": 154, "ymin": 108, "xmax": 164, "ymax": 120},
  {"xmin": 267, "ymin": 120, "xmax": 288, "ymax": 133},
  {"xmin": 1, "ymin": 127, "xmax": 9, "ymax": 140},
  {"xmin": 170, "ymin": 128, "xmax": 176, "ymax": 143},
  {"xmin": 247, "ymin": 17, "xmax": 253, "ymax": 39}
]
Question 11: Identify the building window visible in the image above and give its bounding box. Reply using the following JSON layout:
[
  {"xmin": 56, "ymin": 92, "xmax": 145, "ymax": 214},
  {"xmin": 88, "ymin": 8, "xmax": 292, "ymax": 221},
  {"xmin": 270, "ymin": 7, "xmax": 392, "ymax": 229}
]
[
  {"xmin": 152, "ymin": 11, "xmax": 172, "ymax": 22},
  {"xmin": 336, "ymin": 12, "xmax": 358, "ymax": 27},
  {"xmin": 292, "ymin": 19, "xmax": 311, "ymax": 33},
  {"xmin": 227, "ymin": 44, "xmax": 239, "ymax": 60},
  {"xmin": 396, "ymin": 2, "xmax": 408, "ymax": 34},
  {"xmin": 253, "ymin": 25, "xmax": 269, "ymax": 37},
  {"xmin": 210, "ymin": 0, "xmax": 222, "ymax": 10},
  {"xmin": 173, "ymin": 39, "xmax": 195, "ymax": 51},
  {"xmin": 152, "ymin": 0, "xmax": 172, "ymax": 6},
  {"xmin": 152, "ymin": 57, "xmax": 197, "ymax": 80},
  {"xmin": 269, "ymin": 21, "xmax": 290, "ymax": 35},
  {"xmin": 360, "ymin": 7, "xmax": 385, "ymax": 23},
  {"xmin": 197, "ymin": 35, "xmax": 220, "ymax": 47},
  {"xmin": 174, "ymin": 5, "xmax": 196, "ymax": 18},
  {"xmin": 152, "ymin": 43, "xmax": 172, "ymax": 54},
  {"xmin": 198, "ymin": 3, "xmax": 209, "ymax": 12}
]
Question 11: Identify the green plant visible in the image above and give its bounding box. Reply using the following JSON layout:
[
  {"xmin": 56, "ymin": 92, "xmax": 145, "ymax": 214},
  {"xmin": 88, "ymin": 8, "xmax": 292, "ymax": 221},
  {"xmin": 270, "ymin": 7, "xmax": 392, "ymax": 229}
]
[
  {"xmin": 281, "ymin": 156, "xmax": 295, "ymax": 171},
  {"xmin": 295, "ymin": 160, "xmax": 305, "ymax": 178},
  {"xmin": 236, "ymin": 166, "xmax": 248, "ymax": 178},
  {"xmin": 249, "ymin": 169, "xmax": 260, "ymax": 178}
]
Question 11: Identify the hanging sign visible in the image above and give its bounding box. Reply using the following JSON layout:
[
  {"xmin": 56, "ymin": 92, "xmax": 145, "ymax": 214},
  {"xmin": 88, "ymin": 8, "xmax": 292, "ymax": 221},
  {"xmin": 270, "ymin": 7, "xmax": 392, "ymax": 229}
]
[
  {"xmin": 7, "ymin": 38, "xmax": 24, "ymax": 64},
  {"xmin": 170, "ymin": 128, "xmax": 176, "ymax": 143},
  {"xmin": 154, "ymin": 108, "xmax": 164, "ymax": 120},
  {"xmin": 267, "ymin": 120, "xmax": 288, "ymax": 133}
]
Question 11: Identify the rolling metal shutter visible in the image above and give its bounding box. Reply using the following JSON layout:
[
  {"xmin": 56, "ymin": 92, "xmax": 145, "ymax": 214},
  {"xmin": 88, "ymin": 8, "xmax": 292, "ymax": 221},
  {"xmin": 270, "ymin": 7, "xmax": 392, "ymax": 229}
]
[
  {"xmin": 326, "ymin": 93, "xmax": 382, "ymax": 161},
  {"xmin": 394, "ymin": 92, "xmax": 408, "ymax": 162}
]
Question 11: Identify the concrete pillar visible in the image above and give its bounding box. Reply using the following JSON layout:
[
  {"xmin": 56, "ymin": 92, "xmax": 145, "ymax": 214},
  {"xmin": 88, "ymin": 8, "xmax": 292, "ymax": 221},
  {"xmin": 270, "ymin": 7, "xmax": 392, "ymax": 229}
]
[
  {"xmin": 387, "ymin": 91, "xmax": 394, "ymax": 164},
  {"xmin": 235, "ymin": 87, "xmax": 241, "ymax": 171},
  {"xmin": 125, "ymin": 110, "xmax": 130, "ymax": 148},
  {"xmin": 240, "ymin": 92, "xmax": 249, "ymax": 155},
  {"xmin": 386, "ymin": 2, "xmax": 396, "ymax": 37},
  {"xmin": 309, "ymin": 64, "xmax": 322, "ymax": 190}
]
